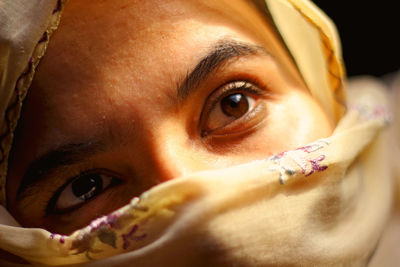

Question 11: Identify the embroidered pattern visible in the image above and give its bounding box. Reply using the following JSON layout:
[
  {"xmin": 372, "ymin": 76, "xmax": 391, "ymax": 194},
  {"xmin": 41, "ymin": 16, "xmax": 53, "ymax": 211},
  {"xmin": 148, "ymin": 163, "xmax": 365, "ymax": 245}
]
[
  {"xmin": 122, "ymin": 224, "xmax": 147, "ymax": 250},
  {"xmin": 349, "ymin": 104, "xmax": 391, "ymax": 124},
  {"xmin": 59, "ymin": 197, "xmax": 149, "ymax": 260},
  {"xmin": 268, "ymin": 139, "xmax": 330, "ymax": 184},
  {"xmin": 50, "ymin": 233, "xmax": 66, "ymax": 244}
]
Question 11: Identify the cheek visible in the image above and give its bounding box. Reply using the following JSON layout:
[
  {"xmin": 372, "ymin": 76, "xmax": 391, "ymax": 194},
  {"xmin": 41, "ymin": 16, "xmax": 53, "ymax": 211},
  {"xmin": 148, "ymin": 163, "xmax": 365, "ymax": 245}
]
[{"xmin": 229, "ymin": 91, "xmax": 333, "ymax": 159}]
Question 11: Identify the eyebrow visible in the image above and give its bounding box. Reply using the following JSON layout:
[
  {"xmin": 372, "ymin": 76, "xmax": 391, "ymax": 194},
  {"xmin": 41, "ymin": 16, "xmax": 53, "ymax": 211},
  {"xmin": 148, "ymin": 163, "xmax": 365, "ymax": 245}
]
[
  {"xmin": 15, "ymin": 39, "xmax": 269, "ymax": 200},
  {"xmin": 16, "ymin": 141, "xmax": 106, "ymax": 199},
  {"xmin": 177, "ymin": 39, "xmax": 270, "ymax": 100}
]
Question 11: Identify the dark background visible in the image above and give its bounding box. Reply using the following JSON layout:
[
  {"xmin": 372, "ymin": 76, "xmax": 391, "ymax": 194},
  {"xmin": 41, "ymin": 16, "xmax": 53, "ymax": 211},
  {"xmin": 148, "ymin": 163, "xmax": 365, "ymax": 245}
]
[{"xmin": 313, "ymin": 1, "xmax": 399, "ymax": 77}]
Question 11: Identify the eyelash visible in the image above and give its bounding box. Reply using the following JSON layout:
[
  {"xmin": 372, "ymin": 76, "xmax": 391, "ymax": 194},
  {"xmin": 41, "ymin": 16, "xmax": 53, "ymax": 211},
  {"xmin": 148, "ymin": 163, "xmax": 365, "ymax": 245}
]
[
  {"xmin": 199, "ymin": 79, "xmax": 270, "ymax": 136},
  {"xmin": 45, "ymin": 169, "xmax": 121, "ymax": 215},
  {"xmin": 209, "ymin": 81, "xmax": 265, "ymax": 108},
  {"xmin": 42, "ymin": 78, "xmax": 270, "ymax": 216}
]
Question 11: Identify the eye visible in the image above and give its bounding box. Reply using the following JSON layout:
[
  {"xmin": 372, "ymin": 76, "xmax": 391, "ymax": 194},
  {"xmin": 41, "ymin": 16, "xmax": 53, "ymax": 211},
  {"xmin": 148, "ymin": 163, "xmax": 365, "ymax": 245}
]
[
  {"xmin": 47, "ymin": 171, "xmax": 119, "ymax": 213},
  {"xmin": 201, "ymin": 81, "xmax": 268, "ymax": 137},
  {"xmin": 220, "ymin": 93, "xmax": 255, "ymax": 118}
]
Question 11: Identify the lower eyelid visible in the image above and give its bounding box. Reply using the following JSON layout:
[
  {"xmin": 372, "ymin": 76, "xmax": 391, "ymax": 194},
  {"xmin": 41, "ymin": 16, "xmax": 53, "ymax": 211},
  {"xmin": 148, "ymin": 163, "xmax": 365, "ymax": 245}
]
[
  {"xmin": 200, "ymin": 81, "xmax": 267, "ymax": 128},
  {"xmin": 202, "ymin": 100, "xmax": 267, "ymax": 137},
  {"xmin": 46, "ymin": 174, "xmax": 122, "ymax": 215},
  {"xmin": 44, "ymin": 187, "xmax": 124, "ymax": 232},
  {"xmin": 47, "ymin": 179, "xmax": 122, "ymax": 219}
]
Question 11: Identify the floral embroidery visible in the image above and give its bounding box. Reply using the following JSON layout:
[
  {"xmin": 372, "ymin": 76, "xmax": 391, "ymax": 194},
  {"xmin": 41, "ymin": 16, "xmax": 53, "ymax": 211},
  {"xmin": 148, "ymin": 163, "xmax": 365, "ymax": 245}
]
[
  {"xmin": 97, "ymin": 230, "xmax": 117, "ymax": 249},
  {"xmin": 349, "ymin": 104, "xmax": 391, "ymax": 123},
  {"xmin": 61, "ymin": 197, "xmax": 150, "ymax": 260},
  {"xmin": 88, "ymin": 213, "xmax": 120, "ymax": 233},
  {"xmin": 122, "ymin": 224, "xmax": 147, "ymax": 250},
  {"xmin": 70, "ymin": 232, "xmax": 104, "ymax": 259},
  {"xmin": 50, "ymin": 233, "xmax": 66, "ymax": 244},
  {"xmin": 306, "ymin": 155, "xmax": 328, "ymax": 176},
  {"xmin": 268, "ymin": 139, "xmax": 330, "ymax": 184}
]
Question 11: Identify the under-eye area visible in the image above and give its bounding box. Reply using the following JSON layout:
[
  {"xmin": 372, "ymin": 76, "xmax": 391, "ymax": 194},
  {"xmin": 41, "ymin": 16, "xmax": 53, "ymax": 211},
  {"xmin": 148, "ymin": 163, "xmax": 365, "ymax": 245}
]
[
  {"xmin": 6, "ymin": 0, "xmax": 332, "ymax": 236},
  {"xmin": 1, "ymin": 0, "xmax": 398, "ymax": 266}
]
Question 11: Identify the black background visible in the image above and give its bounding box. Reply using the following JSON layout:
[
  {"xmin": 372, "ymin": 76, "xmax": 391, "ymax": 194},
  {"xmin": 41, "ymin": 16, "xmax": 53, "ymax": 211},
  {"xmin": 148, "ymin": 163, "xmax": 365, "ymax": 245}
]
[{"xmin": 312, "ymin": 1, "xmax": 399, "ymax": 77}]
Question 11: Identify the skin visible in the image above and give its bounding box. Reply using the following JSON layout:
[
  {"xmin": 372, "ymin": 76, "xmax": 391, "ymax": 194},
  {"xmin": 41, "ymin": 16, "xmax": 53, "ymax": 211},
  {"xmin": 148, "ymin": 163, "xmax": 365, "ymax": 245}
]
[{"xmin": 7, "ymin": 0, "xmax": 332, "ymax": 234}]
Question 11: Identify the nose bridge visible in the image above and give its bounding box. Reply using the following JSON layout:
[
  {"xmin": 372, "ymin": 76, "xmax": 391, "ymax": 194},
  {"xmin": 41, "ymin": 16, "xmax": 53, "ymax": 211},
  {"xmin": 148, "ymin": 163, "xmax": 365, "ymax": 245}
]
[{"xmin": 148, "ymin": 122, "xmax": 204, "ymax": 182}]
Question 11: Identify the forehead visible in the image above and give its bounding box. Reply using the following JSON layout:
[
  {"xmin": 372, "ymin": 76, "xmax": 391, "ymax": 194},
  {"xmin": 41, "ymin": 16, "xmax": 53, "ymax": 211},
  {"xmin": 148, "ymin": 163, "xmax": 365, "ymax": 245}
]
[
  {"xmin": 34, "ymin": 0, "xmax": 282, "ymax": 96},
  {"xmin": 19, "ymin": 0, "xmax": 296, "ymax": 149}
]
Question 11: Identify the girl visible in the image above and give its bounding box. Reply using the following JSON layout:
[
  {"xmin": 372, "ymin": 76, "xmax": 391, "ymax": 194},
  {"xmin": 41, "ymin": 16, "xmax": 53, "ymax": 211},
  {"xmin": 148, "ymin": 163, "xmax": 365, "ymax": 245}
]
[{"xmin": 0, "ymin": 0, "xmax": 398, "ymax": 265}]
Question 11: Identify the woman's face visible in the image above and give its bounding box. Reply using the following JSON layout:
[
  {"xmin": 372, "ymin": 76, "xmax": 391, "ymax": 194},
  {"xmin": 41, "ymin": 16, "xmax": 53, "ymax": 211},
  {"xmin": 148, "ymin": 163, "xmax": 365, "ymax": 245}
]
[{"xmin": 7, "ymin": 0, "xmax": 332, "ymax": 234}]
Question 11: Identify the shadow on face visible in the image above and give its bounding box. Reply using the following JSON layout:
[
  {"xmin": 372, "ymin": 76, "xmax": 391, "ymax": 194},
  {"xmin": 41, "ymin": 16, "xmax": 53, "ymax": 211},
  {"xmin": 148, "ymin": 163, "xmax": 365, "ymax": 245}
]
[{"xmin": 7, "ymin": 0, "xmax": 332, "ymax": 234}]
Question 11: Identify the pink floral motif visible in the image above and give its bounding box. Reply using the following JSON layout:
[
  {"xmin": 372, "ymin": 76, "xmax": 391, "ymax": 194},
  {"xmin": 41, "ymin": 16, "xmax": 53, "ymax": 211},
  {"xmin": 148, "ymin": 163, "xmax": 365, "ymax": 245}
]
[
  {"xmin": 67, "ymin": 197, "xmax": 149, "ymax": 259},
  {"xmin": 89, "ymin": 213, "xmax": 120, "ymax": 233},
  {"xmin": 349, "ymin": 104, "xmax": 391, "ymax": 123},
  {"xmin": 268, "ymin": 139, "xmax": 329, "ymax": 184},
  {"xmin": 122, "ymin": 224, "xmax": 147, "ymax": 249},
  {"xmin": 49, "ymin": 233, "xmax": 66, "ymax": 244},
  {"xmin": 305, "ymin": 155, "xmax": 328, "ymax": 176}
]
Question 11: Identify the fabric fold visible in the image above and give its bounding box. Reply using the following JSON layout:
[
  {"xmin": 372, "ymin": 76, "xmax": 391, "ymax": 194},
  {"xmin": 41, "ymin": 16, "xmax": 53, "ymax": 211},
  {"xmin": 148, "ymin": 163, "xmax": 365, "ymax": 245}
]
[
  {"xmin": 0, "ymin": 83, "xmax": 392, "ymax": 266},
  {"xmin": 0, "ymin": 0, "xmax": 397, "ymax": 266}
]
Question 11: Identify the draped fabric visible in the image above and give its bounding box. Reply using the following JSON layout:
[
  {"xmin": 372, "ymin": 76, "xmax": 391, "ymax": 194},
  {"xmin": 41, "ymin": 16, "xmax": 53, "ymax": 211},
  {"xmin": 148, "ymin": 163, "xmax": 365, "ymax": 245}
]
[
  {"xmin": 0, "ymin": 0, "xmax": 397, "ymax": 266},
  {"xmin": 0, "ymin": 0, "xmax": 66, "ymax": 206}
]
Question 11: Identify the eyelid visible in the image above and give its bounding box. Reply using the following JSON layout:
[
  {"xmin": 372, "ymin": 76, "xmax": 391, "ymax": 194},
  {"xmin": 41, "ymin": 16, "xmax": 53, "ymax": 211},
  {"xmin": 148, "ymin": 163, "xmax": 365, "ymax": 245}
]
[
  {"xmin": 204, "ymin": 80, "xmax": 268, "ymax": 114},
  {"xmin": 199, "ymin": 80, "xmax": 270, "ymax": 137},
  {"xmin": 45, "ymin": 169, "xmax": 122, "ymax": 215}
]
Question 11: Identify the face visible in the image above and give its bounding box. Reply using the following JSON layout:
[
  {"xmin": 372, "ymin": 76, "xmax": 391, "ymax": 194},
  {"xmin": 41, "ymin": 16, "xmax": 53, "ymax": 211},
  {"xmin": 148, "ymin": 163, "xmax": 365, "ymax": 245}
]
[{"xmin": 7, "ymin": 0, "xmax": 332, "ymax": 234}]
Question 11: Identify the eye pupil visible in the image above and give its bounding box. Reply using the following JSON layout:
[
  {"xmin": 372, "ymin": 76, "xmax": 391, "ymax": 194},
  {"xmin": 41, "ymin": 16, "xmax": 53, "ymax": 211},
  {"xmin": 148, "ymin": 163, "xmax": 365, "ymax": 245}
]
[
  {"xmin": 71, "ymin": 175, "xmax": 103, "ymax": 200},
  {"xmin": 220, "ymin": 93, "xmax": 249, "ymax": 118}
]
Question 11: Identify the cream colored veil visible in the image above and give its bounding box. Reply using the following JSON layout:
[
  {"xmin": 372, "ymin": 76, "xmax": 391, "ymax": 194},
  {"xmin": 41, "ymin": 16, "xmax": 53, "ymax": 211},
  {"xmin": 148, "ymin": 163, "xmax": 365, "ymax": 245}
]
[{"xmin": 0, "ymin": 0, "xmax": 396, "ymax": 266}]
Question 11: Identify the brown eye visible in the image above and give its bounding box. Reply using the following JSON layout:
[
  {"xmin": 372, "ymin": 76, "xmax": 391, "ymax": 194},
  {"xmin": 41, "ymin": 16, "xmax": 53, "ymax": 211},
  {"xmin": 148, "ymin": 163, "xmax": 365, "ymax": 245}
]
[
  {"xmin": 71, "ymin": 174, "xmax": 104, "ymax": 201},
  {"xmin": 201, "ymin": 81, "xmax": 267, "ymax": 137},
  {"xmin": 220, "ymin": 93, "xmax": 249, "ymax": 118},
  {"xmin": 48, "ymin": 172, "xmax": 118, "ymax": 213}
]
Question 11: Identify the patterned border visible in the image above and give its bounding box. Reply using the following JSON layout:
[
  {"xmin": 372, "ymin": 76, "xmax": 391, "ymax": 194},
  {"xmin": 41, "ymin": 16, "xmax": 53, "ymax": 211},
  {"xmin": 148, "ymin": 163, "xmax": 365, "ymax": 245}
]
[{"xmin": 0, "ymin": 0, "xmax": 67, "ymax": 206}]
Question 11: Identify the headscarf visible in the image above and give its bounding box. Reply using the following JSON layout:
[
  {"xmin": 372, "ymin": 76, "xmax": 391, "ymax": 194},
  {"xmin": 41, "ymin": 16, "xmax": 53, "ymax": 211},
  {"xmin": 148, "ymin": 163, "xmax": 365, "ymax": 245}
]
[
  {"xmin": 0, "ymin": 0, "xmax": 65, "ymax": 206},
  {"xmin": 0, "ymin": 0, "xmax": 396, "ymax": 266}
]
